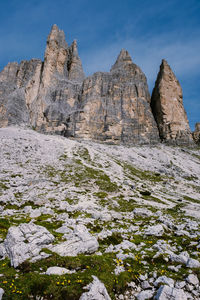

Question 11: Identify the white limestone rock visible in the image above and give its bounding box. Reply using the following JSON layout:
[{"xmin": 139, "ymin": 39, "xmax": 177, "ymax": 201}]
[
  {"xmin": 0, "ymin": 288, "xmax": 4, "ymax": 300},
  {"xmin": 50, "ymin": 224, "xmax": 99, "ymax": 256},
  {"xmin": 133, "ymin": 208, "xmax": 153, "ymax": 217},
  {"xmin": 154, "ymin": 276, "xmax": 174, "ymax": 288},
  {"xmin": 79, "ymin": 276, "xmax": 111, "ymax": 300},
  {"xmin": 186, "ymin": 258, "xmax": 200, "ymax": 268},
  {"xmin": 136, "ymin": 290, "xmax": 154, "ymax": 300},
  {"xmin": 186, "ymin": 274, "xmax": 199, "ymax": 285},
  {"xmin": 4, "ymin": 222, "xmax": 55, "ymax": 267},
  {"xmin": 105, "ymin": 240, "xmax": 136, "ymax": 253},
  {"xmin": 144, "ymin": 224, "xmax": 164, "ymax": 236},
  {"xmin": 170, "ymin": 251, "xmax": 189, "ymax": 265},
  {"xmin": 155, "ymin": 285, "xmax": 187, "ymax": 300},
  {"xmin": 0, "ymin": 243, "xmax": 7, "ymax": 259},
  {"xmin": 46, "ymin": 266, "xmax": 75, "ymax": 275}
]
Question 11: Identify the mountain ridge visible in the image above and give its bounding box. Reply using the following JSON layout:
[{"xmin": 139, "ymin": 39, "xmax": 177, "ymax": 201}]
[{"xmin": 0, "ymin": 25, "xmax": 198, "ymax": 145}]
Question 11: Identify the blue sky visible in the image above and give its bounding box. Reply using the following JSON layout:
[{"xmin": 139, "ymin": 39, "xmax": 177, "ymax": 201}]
[{"xmin": 0, "ymin": 0, "xmax": 199, "ymax": 130}]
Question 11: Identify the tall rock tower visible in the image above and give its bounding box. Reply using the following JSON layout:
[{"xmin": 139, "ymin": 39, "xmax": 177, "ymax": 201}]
[
  {"xmin": 151, "ymin": 60, "xmax": 193, "ymax": 144},
  {"xmin": 68, "ymin": 49, "xmax": 160, "ymax": 144}
]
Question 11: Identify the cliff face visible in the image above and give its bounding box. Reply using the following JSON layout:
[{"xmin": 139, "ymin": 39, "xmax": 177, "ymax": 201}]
[
  {"xmin": 66, "ymin": 49, "xmax": 159, "ymax": 144},
  {"xmin": 0, "ymin": 25, "xmax": 195, "ymax": 145},
  {"xmin": 151, "ymin": 60, "xmax": 193, "ymax": 145}
]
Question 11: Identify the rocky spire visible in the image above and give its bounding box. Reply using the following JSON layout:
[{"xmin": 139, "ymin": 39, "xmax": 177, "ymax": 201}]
[
  {"xmin": 151, "ymin": 59, "xmax": 193, "ymax": 144},
  {"xmin": 193, "ymin": 123, "xmax": 200, "ymax": 144},
  {"xmin": 42, "ymin": 24, "xmax": 69, "ymax": 87},
  {"xmin": 68, "ymin": 40, "xmax": 85, "ymax": 82},
  {"xmin": 110, "ymin": 49, "xmax": 133, "ymax": 71}
]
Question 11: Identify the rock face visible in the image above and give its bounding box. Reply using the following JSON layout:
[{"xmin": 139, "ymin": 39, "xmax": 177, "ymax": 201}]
[
  {"xmin": 68, "ymin": 49, "xmax": 159, "ymax": 144},
  {"xmin": 151, "ymin": 60, "xmax": 193, "ymax": 145},
  {"xmin": 0, "ymin": 25, "xmax": 195, "ymax": 145},
  {"xmin": 193, "ymin": 123, "xmax": 200, "ymax": 144}
]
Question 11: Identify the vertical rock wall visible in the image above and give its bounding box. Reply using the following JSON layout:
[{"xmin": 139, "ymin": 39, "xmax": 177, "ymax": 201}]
[{"xmin": 151, "ymin": 60, "xmax": 193, "ymax": 145}]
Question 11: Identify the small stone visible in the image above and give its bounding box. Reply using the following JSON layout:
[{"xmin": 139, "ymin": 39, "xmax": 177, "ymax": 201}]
[
  {"xmin": 141, "ymin": 281, "xmax": 152, "ymax": 290},
  {"xmin": 139, "ymin": 274, "xmax": 148, "ymax": 281},
  {"xmin": 136, "ymin": 290, "xmax": 154, "ymax": 300},
  {"xmin": 175, "ymin": 281, "xmax": 186, "ymax": 289},
  {"xmin": 186, "ymin": 274, "xmax": 199, "ymax": 285}
]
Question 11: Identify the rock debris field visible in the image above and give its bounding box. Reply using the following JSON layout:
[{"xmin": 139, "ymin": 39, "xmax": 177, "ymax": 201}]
[{"xmin": 0, "ymin": 127, "xmax": 200, "ymax": 299}]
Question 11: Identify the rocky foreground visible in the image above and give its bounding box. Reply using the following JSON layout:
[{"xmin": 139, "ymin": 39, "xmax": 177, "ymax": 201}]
[{"xmin": 0, "ymin": 127, "xmax": 200, "ymax": 299}]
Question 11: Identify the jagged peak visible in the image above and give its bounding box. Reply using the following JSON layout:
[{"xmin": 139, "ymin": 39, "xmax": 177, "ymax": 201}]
[
  {"xmin": 47, "ymin": 24, "xmax": 68, "ymax": 48},
  {"xmin": 69, "ymin": 40, "xmax": 78, "ymax": 56},
  {"xmin": 68, "ymin": 39, "xmax": 85, "ymax": 82},
  {"xmin": 110, "ymin": 49, "xmax": 133, "ymax": 71},
  {"xmin": 160, "ymin": 59, "xmax": 171, "ymax": 71}
]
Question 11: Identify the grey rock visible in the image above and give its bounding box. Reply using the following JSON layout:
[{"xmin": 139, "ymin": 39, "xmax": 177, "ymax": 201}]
[
  {"xmin": 193, "ymin": 123, "xmax": 200, "ymax": 144},
  {"xmin": 186, "ymin": 258, "xmax": 200, "ymax": 268},
  {"xmin": 136, "ymin": 290, "xmax": 154, "ymax": 300},
  {"xmin": 170, "ymin": 251, "xmax": 189, "ymax": 265},
  {"xmin": 155, "ymin": 285, "xmax": 187, "ymax": 300},
  {"xmin": 0, "ymin": 243, "xmax": 7, "ymax": 258},
  {"xmin": 186, "ymin": 274, "xmax": 199, "ymax": 285},
  {"xmin": 144, "ymin": 224, "xmax": 164, "ymax": 236},
  {"xmin": 79, "ymin": 275, "xmax": 111, "ymax": 300},
  {"xmin": 133, "ymin": 208, "xmax": 153, "ymax": 217},
  {"xmin": 141, "ymin": 281, "xmax": 152, "ymax": 290},
  {"xmin": 50, "ymin": 224, "xmax": 99, "ymax": 256},
  {"xmin": 4, "ymin": 222, "xmax": 54, "ymax": 267},
  {"xmin": 0, "ymin": 288, "xmax": 4, "ymax": 300},
  {"xmin": 0, "ymin": 26, "xmax": 160, "ymax": 144},
  {"xmin": 175, "ymin": 281, "xmax": 186, "ymax": 289},
  {"xmin": 151, "ymin": 59, "xmax": 193, "ymax": 145},
  {"xmin": 154, "ymin": 276, "xmax": 174, "ymax": 288},
  {"xmin": 46, "ymin": 266, "xmax": 75, "ymax": 275}
]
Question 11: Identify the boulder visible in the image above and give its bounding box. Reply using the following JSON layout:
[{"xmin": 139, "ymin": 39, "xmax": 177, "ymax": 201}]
[
  {"xmin": 4, "ymin": 222, "xmax": 54, "ymax": 267},
  {"xmin": 154, "ymin": 276, "xmax": 174, "ymax": 288},
  {"xmin": 144, "ymin": 224, "xmax": 164, "ymax": 236},
  {"xmin": 136, "ymin": 290, "xmax": 154, "ymax": 300},
  {"xmin": 46, "ymin": 266, "xmax": 75, "ymax": 275},
  {"xmin": 50, "ymin": 224, "xmax": 99, "ymax": 256},
  {"xmin": 155, "ymin": 285, "xmax": 187, "ymax": 300},
  {"xmin": 186, "ymin": 274, "xmax": 199, "ymax": 285},
  {"xmin": 79, "ymin": 276, "xmax": 111, "ymax": 300}
]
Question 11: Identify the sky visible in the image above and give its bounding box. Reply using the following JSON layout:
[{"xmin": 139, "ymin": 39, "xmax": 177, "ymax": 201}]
[{"xmin": 0, "ymin": 0, "xmax": 199, "ymax": 130}]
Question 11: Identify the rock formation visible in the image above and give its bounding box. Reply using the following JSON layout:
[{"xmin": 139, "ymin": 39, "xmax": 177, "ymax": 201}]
[
  {"xmin": 193, "ymin": 123, "xmax": 200, "ymax": 144},
  {"xmin": 151, "ymin": 59, "xmax": 193, "ymax": 145},
  {"xmin": 0, "ymin": 25, "xmax": 196, "ymax": 145},
  {"xmin": 66, "ymin": 49, "xmax": 160, "ymax": 144}
]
